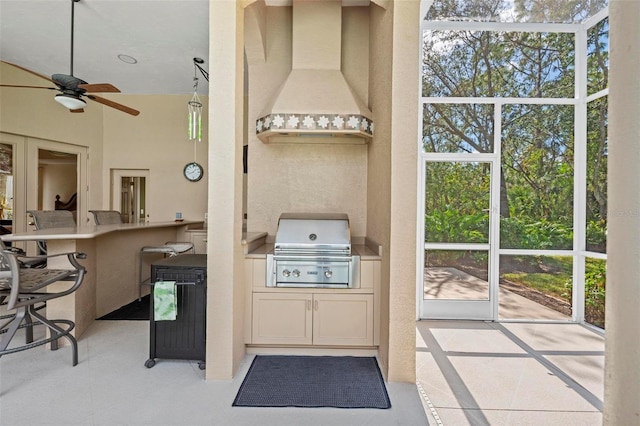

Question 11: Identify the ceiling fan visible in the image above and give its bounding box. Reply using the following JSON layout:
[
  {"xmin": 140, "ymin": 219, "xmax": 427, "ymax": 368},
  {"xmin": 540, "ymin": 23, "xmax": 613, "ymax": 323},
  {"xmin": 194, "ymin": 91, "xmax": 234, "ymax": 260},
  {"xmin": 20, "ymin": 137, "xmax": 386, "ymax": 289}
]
[{"xmin": 0, "ymin": 0, "xmax": 140, "ymax": 116}]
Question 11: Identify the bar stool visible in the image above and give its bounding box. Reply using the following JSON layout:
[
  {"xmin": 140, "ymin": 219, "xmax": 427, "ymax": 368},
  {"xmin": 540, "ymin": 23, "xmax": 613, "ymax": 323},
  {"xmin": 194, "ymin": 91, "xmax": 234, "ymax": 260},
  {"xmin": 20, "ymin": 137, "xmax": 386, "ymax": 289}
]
[
  {"xmin": 137, "ymin": 243, "xmax": 194, "ymax": 299},
  {"xmin": 0, "ymin": 246, "xmax": 87, "ymax": 366},
  {"xmin": 27, "ymin": 210, "xmax": 76, "ymax": 255},
  {"xmin": 89, "ymin": 210, "xmax": 194, "ymax": 299}
]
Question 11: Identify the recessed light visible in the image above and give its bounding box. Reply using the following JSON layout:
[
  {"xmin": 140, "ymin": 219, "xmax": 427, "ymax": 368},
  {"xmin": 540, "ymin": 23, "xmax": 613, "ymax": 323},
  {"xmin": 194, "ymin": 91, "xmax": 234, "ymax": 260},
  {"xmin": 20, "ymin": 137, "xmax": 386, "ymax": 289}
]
[{"xmin": 118, "ymin": 54, "xmax": 138, "ymax": 64}]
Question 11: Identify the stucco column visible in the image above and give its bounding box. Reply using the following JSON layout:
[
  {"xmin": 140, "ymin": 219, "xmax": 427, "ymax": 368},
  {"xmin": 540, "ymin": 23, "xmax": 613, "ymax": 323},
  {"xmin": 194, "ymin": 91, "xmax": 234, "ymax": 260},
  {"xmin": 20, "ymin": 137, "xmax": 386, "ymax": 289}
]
[
  {"xmin": 206, "ymin": 0, "xmax": 246, "ymax": 380},
  {"xmin": 387, "ymin": 0, "xmax": 421, "ymax": 383},
  {"xmin": 604, "ymin": 0, "xmax": 640, "ymax": 422}
]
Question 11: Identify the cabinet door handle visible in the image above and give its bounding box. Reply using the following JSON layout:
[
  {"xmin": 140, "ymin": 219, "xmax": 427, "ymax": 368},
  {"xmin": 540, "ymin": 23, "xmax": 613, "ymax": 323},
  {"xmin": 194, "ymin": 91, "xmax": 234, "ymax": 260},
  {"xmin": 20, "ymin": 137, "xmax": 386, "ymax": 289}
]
[
  {"xmin": 307, "ymin": 300, "xmax": 312, "ymax": 311},
  {"xmin": 314, "ymin": 300, "xmax": 318, "ymax": 311}
]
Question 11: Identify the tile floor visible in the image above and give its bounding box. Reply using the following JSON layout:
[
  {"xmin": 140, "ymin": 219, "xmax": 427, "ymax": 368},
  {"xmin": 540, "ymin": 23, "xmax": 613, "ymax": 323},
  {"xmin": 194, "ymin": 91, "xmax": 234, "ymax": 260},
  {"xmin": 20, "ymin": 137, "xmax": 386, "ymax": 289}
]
[
  {"xmin": 1, "ymin": 317, "xmax": 605, "ymax": 426},
  {"xmin": 0, "ymin": 320, "xmax": 428, "ymax": 426},
  {"xmin": 417, "ymin": 320, "xmax": 605, "ymax": 426}
]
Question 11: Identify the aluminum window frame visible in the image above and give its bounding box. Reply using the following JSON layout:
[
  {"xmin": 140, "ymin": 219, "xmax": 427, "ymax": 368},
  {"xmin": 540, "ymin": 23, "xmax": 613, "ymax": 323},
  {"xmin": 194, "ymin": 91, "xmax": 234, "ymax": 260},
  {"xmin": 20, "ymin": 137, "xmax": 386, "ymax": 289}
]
[{"xmin": 417, "ymin": 3, "xmax": 610, "ymax": 325}]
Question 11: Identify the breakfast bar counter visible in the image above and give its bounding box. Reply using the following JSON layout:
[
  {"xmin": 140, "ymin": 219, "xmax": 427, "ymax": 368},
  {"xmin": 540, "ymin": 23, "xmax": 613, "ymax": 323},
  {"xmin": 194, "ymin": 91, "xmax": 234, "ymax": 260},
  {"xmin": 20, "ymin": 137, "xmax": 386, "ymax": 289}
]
[{"xmin": 1, "ymin": 220, "xmax": 203, "ymax": 339}]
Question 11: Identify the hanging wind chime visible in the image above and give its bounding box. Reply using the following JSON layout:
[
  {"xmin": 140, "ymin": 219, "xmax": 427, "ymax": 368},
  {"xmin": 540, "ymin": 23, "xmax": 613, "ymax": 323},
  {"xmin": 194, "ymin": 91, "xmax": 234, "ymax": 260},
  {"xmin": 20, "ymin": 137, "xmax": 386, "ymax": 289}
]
[
  {"xmin": 183, "ymin": 58, "xmax": 208, "ymax": 183},
  {"xmin": 188, "ymin": 66, "xmax": 203, "ymax": 143}
]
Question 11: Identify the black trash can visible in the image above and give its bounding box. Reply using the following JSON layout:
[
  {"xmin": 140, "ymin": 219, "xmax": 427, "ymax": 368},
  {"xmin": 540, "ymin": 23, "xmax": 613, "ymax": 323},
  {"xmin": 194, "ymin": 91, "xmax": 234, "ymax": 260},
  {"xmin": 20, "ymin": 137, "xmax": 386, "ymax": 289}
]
[{"xmin": 145, "ymin": 254, "xmax": 207, "ymax": 369}]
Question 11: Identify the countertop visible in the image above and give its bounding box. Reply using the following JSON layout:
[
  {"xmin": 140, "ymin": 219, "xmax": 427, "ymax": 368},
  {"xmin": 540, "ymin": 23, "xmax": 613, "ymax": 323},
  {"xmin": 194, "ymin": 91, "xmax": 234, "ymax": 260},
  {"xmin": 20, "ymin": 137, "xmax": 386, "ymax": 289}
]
[
  {"xmin": 1, "ymin": 220, "xmax": 204, "ymax": 242},
  {"xmin": 241, "ymin": 232, "xmax": 382, "ymax": 260}
]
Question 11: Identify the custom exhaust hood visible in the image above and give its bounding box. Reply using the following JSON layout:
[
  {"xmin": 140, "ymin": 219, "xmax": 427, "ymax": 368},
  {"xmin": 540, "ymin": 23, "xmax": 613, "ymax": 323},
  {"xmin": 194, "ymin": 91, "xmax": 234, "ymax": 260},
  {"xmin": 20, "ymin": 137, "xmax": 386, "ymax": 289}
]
[{"xmin": 255, "ymin": 0, "xmax": 373, "ymax": 144}]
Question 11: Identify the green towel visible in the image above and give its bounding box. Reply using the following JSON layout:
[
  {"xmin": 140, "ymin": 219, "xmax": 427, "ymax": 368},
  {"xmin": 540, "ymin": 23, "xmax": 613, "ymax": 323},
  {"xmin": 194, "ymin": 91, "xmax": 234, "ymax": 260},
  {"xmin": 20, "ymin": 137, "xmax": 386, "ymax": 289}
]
[{"xmin": 153, "ymin": 281, "xmax": 177, "ymax": 321}]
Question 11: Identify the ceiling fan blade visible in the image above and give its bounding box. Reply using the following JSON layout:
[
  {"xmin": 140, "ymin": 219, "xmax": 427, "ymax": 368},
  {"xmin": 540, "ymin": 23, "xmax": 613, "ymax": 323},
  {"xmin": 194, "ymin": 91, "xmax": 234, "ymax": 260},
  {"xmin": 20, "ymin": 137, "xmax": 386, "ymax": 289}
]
[
  {"xmin": 70, "ymin": 109, "xmax": 85, "ymax": 113},
  {"xmin": 78, "ymin": 83, "xmax": 121, "ymax": 93},
  {"xmin": 86, "ymin": 94, "xmax": 140, "ymax": 116},
  {"xmin": 1, "ymin": 60, "xmax": 56, "ymax": 84},
  {"xmin": 0, "ymin": 84, "xmax": 58, "ymax": 90}
]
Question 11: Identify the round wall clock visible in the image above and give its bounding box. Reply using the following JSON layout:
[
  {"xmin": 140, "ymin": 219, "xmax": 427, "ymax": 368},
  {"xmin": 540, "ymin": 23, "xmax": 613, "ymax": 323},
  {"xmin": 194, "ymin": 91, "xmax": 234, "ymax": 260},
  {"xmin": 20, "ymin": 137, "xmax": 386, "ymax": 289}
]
[{"xmin": 183, "ymin": 162, "xmax": 204, "ymax": 182}]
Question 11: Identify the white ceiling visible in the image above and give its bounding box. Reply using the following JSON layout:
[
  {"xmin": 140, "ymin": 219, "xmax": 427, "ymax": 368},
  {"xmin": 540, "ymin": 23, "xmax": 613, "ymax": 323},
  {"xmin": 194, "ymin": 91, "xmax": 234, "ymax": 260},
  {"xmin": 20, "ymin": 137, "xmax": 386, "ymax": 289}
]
[{"xmin": 0, "ymin": 0, "xmax": 210, "ymax": 95}]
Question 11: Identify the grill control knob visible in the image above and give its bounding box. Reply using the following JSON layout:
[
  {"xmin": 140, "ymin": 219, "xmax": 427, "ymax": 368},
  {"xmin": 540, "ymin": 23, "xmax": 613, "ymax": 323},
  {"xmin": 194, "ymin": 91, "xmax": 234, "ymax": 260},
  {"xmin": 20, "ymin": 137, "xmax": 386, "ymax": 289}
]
[
  {"xmin": 324, "ymin": 270, "xmax": 333, "ymax": 278},
  {"xmin": 292, "ymin": 269, "xmax": 301, "ymax": 278},
  {"xmin": 282, "ymin": 269, "xmax": 291, "ymax": 277}
]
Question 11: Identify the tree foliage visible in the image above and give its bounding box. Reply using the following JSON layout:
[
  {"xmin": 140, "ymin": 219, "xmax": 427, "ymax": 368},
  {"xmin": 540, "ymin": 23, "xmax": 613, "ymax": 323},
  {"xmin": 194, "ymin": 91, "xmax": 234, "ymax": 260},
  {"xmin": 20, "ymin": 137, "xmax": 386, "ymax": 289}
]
[
  {"xmin": 421, "ymin": 1, "xmax": 608, "ymax": 252},
  {"xmin": 585, "ymin": 18, "xmax": 609, "ymax": 252},
  {"xmin": 514, "ymin": 0, "xmax": 607, "ymax": 23},
  {"xmin": 425, "ymin": 162, "xmax": 490, "ymax": 243},
  {"xmin": 426, "ymin": 0, "xmax": 607, "ymax": 24},
  {"xmin": 422, "ymin": 0, "xmax": 608, "ymax": 327}
]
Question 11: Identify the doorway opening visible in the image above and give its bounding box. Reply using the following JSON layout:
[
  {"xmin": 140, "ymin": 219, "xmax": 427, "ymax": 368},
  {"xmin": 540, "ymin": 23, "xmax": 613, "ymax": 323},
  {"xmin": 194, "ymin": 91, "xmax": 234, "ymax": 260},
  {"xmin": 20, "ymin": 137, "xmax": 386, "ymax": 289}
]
[
  {"xmin": 37, "ymin": 149, "xmax": 78, "ymax": 214},
  {"xmin": 111, "ymin": 169, "xmax": 149, "ymax": 224}
]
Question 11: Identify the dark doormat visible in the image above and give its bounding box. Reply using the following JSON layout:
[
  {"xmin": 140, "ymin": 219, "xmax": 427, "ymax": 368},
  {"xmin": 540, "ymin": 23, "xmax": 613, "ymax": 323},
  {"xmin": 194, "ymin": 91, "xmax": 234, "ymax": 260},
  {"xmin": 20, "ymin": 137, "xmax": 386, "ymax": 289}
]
[
  {"xmin": 232, "ymin": 355, "xmax": 391, "ymax": 409},
  {"xmin": 97, "ymin": 295, "xmax": 150, "ymax": 320}
]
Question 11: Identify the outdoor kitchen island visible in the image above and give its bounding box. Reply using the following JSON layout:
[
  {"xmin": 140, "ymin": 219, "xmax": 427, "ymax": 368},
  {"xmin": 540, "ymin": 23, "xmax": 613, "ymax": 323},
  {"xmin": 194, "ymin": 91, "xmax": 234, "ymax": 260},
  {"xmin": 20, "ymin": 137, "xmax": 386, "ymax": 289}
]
[
  {"xmin": 242, "ymin": 221, "xmax": 382, "ymax": 352},
  {"xmin": 1, "ymin": 220, "xmax": 203, "ymax": 340}
]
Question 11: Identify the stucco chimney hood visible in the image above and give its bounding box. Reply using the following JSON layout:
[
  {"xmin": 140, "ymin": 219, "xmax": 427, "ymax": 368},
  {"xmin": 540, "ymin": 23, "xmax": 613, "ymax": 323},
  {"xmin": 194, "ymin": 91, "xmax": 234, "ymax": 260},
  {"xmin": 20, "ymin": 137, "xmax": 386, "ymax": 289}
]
[{"xmin": 255, "ymin": 0, "xmax": 373, "ymax": 144}]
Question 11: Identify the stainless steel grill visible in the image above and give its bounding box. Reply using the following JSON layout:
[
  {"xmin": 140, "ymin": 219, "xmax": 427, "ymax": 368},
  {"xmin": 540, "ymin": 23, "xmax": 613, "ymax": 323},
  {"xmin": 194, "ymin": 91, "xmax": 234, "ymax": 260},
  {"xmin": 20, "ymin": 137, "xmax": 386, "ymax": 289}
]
[{"xmin": 266, "ymin": 213, "xmax": 360, "ymax": 288}]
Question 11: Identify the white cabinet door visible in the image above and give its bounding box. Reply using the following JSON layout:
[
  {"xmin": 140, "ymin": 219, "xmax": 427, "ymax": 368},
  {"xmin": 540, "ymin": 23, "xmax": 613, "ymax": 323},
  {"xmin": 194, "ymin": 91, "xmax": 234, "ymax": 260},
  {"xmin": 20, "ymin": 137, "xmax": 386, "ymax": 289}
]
[
  {"xmin": 313, "ymin": 293, "xmax": 374, "ymax": 346},
  {"xmin": 251, "ymin": 292, "xmax": 374, "ymax": 346},
  {"xmin": 189, "ymin": 231, "xmax": 207, "ymax": 254},
  {"xmin": 252, "ymin": 293, "xmax": 313, "ymax": 345}
]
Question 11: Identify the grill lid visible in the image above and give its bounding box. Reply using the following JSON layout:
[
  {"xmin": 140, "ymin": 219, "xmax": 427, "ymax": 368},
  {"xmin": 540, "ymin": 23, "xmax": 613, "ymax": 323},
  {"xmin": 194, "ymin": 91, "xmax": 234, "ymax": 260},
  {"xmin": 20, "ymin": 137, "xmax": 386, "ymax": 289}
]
[{"xmin": 274, "ymin": 213, "xmax": 351, "ymax": 254}]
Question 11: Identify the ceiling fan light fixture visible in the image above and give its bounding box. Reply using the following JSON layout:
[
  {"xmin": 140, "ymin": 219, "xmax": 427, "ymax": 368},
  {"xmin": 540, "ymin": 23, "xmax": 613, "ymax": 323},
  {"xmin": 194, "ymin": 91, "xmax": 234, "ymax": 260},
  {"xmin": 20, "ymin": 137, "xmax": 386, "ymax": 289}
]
[{"xmin": 54, "ymin": 94, "xmax": 86, "ymax": 110}]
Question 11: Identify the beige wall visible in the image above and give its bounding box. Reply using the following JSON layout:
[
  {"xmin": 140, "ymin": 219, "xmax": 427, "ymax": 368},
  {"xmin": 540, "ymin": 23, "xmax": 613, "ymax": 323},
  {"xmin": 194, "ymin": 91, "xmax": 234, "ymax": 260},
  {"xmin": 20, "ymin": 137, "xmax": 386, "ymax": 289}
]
[
  {"xmin": 0, "ymin": 63, "xmax": 104, "ymax": 145},
  {"xmin": 367, "ymin": 1, "xmax": 421, "ymax": 383},
  {"xmin": 1, "ymin": 1, "xmax": 422, "ymax": 384},
  {"xmin": 102, "ymin": 94, "xmax": 208, "ymax": 222},
  {"xmin": 0, "ymin": 62, "xmax": 209, "ymax": 224},
  {"xmin": 245, "ymin": 5, "xmax": 370, "ymax": 238},
  {"xmin": 244, "ymin": 1, "xmax": 420, "ymax": 383},
  {"xmin": 0, "ymin": 61, "xmax": 104, "ymax": 221},
  {"xmin": 206, "ymin": 0, "xmax": 247, "ymax": 380},
  {"xmin": 39, "ymin": 162, "xmax": 77, "ymax": 210},
  {"xmin": 368, "ymin": 1, "xmax": 394, "ymax": 379},
  {"xmin": 387, "ymin": 0, "xmax": 420, "ymax": 382},
  {"xmin": 604, "ymin": 0, "xmax": 640, "ymax": 422}
]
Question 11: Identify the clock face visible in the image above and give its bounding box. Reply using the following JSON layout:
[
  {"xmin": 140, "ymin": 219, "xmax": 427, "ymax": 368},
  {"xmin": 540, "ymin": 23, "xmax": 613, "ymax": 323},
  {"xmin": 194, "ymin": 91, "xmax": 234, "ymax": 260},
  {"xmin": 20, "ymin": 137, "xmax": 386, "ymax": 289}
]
[{"xmin": 184, "ymin": 162, "xmax": 204, "ymax": 182}]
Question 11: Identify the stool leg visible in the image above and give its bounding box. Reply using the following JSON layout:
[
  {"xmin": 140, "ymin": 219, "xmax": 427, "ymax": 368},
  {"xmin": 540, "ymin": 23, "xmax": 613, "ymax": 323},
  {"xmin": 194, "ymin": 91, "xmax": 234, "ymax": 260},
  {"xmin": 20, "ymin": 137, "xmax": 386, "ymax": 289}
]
[
  {"xmin": 0, "ymin": 308, "xmax": 26, "ymax": 353},
  {"xmin": 138, "ymin": 251, "xmax": 143, "ymax": 301},
  {"xmin": 30, "ymin": 308, "xmax": 78, "ymax": 366},
  {"xmin": 23, "ymin": 308, "xmax": 34, "ymax": 344}
]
